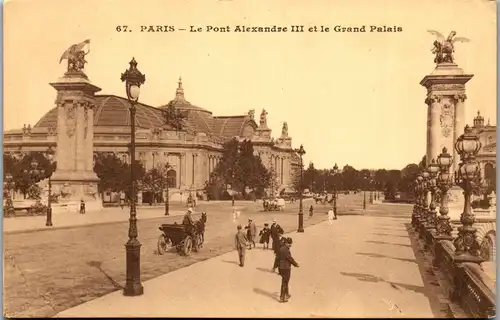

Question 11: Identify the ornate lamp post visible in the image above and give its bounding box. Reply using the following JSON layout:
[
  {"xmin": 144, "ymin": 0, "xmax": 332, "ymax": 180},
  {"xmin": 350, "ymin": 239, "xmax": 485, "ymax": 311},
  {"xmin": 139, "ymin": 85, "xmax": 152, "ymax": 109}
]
[
  {"xmin": 453, "ymin": 125, "xmax": 483, "ymax": 263},
  {"xmin": 295, "ymin": 144, "xmax": 306, "ymax": 233},
  {"xmin": 231, "ymin": 171, "xmax": 235, "ymax": 207},
  {"xmin": 121, "ymin": 57, "xmax": 146, "ymax": 296},
  {"xmin": 331, "ymin": 163, "xmax": 340, "ymax": 217},
  {"xmin": 3, "ymin": 173, "xmax": 16, "ymax": 216},
  {"xmin": 426, "ymin": 159, "xmax": 440, "ymax": 230},
  {"xmin": 414, "ymin": 175, "xmax": 424, "ymax": 228},
  {"xmin": 435, "ymin": 147, "xmax": 453, "ymax": 238},
  {"xmin": 420, "ymin": 169, "xmax": 430, "ymax": 230},
  {"xmin": 44, "ymin": 146, "xmax": 56, "ymax": 226},
  {"xmin": 411, "ymin": 178, "xmax": 419, "ymax": 227}
]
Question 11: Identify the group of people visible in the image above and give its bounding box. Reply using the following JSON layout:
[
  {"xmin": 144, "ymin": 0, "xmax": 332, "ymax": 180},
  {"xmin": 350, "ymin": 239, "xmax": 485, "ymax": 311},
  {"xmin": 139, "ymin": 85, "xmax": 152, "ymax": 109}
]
[{"xmin": 234, "ymin": 218, "xmax": 299, "ymax": 303}]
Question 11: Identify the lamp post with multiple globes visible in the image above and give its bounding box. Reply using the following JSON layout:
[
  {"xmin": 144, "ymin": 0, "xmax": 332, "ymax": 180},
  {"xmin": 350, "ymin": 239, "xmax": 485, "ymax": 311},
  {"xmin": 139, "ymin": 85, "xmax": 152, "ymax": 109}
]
[
  {"xmin": 295, "ymin": 144, "xmax": 306, "ymax": 233},
  {"xmin": 435, "ymin": 147, "xmax": 454, "ymax": 239},
  {"xmin": 426, "ymin": 159, "xmax": 440, "ymax": 231},
  {"xmin": 43, "ymin": 146, "xmax": 56, "ymax": 226},
  {"xmin": 453, "ymin": 125, "xmax": 484, "ymax": 263},
  {"xmin": 121, "ymin": 57, "xmax": 146, "ymax": 296}
]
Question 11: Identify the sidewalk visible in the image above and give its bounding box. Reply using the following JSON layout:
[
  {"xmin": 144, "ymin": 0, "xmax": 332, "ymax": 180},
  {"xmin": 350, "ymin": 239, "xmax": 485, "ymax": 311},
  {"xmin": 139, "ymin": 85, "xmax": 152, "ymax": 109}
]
[{"xmin": 56, "ymin": 212, "xmax": 446, "ymax": 318}]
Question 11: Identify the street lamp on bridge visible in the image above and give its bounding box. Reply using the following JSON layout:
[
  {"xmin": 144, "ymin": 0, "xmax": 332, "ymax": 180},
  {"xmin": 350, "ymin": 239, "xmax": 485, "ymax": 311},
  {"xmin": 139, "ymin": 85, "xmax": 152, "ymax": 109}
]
[
  {"xmin": 44, "ymin": 146, "xmax": 56, "ymax": 227},
  {"xmin": 295, "ymin": 144, "xmax": 306, "ymax": 233},
  {"xmin": 121, "ymin": 57, "xmax": 146, "ymax": 296},
  {"xmin": 453, "ymin": 125, "xmax": 484, "ymax": 263},
  {"xmin": 331, "ymin": 163, "xmax": 340, "ymax": 217},
  {"xmin": 435, "ymin": 147, "xmax": 453, "ymax": 239}
]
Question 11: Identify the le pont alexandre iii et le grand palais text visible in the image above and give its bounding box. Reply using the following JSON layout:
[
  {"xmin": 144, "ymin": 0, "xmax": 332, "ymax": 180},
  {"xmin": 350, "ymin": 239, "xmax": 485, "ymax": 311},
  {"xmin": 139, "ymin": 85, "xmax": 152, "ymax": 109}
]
[{"xmin": 117, "ymin": 24, "xmax": 403, "ymax": 33}]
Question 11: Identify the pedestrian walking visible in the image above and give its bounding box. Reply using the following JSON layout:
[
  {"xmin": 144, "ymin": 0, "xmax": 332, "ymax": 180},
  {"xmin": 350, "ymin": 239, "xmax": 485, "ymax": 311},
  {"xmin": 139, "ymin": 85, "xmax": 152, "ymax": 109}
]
[
  {"xmin": 328, "ymin": 208, "xmax": 335, "ymax": 225},
  {"xmin": 278, "ymin": 237, "xmax": 299, "ymax": 303},
  {"xmin": 80, "ymin": 199, "xmax": 86, "ymax": 214},
  {"xmin": 248, "ymin": 218, "xmax": 257, "ymax": 249},
  {"xmin": 309, "ymin": 205, "xmax": 314, "ymax": 217},
  {"xmin": 259, "ymin": 223, "xmax": 271, "ymax": 249},
  {"xmin": 235, "ymin": 225, "xmax": 248, "ymax": 267}
]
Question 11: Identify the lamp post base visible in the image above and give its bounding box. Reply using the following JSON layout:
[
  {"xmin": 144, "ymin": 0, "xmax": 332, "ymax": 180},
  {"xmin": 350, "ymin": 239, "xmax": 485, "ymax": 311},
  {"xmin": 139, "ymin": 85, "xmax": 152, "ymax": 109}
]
[
  {"xmin": 297, "ymin": 213, "xmax": 304, "ymax": 233},
  {"xmin": 46, "ymin": 207, "xmax": 53, "ymax": 227},
  {"xmin": 124, "ymin": 239, "xmax": 144, "ymax": 296}
]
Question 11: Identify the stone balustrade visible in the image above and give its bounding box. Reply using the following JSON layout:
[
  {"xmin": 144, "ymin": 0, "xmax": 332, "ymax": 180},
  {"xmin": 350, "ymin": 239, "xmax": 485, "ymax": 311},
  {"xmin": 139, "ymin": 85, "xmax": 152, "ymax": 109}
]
[{"xmin": 413, "ymin": 206, "xmax": 496, "ymax": 318}]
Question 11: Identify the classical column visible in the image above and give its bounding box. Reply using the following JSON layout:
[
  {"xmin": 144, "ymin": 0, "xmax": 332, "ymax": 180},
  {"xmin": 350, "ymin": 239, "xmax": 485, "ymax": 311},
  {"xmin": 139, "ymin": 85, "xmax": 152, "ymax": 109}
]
[
  {"xmin": 50, "ymin": 71, "xmax": 102, "ymax": 211},
  {"xmin": 453, "ymin": 94, "xmax": 467, "ymax": 173},
  {"xmin": 208, "ymin": 156, "xmax": 212, "ymax": 177},
  {"xmin": 425, "ymin": 95, "xmax": 442, "ymax": 165},
  {"xmin": 179, "ymin": 153, "xmax": 184, "ymax": 188}
]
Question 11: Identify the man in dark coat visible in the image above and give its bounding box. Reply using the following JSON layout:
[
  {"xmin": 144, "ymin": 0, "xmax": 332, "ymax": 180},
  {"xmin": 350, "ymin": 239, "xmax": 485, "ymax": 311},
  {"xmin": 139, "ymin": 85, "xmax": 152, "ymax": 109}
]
[
  {"xmin": 234, "ymin": 225, "xmax": 248, "ymax": 267},
  {"xmin": 270, "ymin": 219, "xmax": 284, "ymax": 272},
  {"xmin": 278, "ymin": 237, "xmax": 299, "ymax": 303}
]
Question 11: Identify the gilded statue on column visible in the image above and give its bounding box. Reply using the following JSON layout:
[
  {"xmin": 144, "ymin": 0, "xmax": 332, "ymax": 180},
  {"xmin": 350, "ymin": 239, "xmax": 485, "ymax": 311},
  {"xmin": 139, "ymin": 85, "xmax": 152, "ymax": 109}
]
[
  {"xmin": 59, "ymin": 39, "xmax": 91, "ymax": 73},
  {"xmin": 427, "ymin": 30, "xmax": 470, "ymax": 64}
]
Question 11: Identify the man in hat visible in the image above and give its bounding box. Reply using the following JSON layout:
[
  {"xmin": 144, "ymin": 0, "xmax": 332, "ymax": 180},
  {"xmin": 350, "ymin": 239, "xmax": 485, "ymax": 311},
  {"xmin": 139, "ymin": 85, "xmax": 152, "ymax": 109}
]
[
  {"xmin": 183, "ymin": 207, "xmax": 196, "ymax": 238},
  {"xmin": 270, "ymin": 219, "xmax": 284, "ymax": 272},
  {"xmin": 278, "ymin": 237, "xmax": 299, "ymax": 303},
  {"xmin": 235, "ymin": 225, "xmax": 248, "ymax": 267},
  {"xmin": 248, "ymin": 218, "xmax": 257, "ymax": 249}
]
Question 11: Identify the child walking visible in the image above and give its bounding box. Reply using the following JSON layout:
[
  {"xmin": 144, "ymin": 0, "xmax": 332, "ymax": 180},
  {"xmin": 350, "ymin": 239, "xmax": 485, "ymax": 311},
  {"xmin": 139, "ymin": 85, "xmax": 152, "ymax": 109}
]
[{"xmin": 259, "ymin": 223, "xmax": 271, "ymax": 249}]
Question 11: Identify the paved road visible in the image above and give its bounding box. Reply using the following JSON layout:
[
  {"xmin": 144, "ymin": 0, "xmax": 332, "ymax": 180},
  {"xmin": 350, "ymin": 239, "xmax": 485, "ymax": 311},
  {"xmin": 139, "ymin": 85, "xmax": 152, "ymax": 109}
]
[
  {"xmin": 4, "ymin": 198, "xmax": 329, "ymax": 318},
  {"xmin": 56, "ymin": 203, "xmax": 448, "ymax": 318}
]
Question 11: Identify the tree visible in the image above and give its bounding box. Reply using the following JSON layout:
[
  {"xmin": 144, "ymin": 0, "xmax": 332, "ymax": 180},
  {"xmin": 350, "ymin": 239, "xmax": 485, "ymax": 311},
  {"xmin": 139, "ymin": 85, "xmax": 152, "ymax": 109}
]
[
  {"xmin": 93, "ymin": 153, "xmax": 145, "ymax": 197},
  {"xmin": 399, "ymin": 163, "xmax": 420, "ymax": 192},
  {"xmin": 204, "ymin": 138, "xmax": 271, "ymax": 199},
  {"xmin": 303, "ymin": 162, "xmax": 318, "ymax": 192},
  {"xmin": 162, "ymin": 101, "xmax": 189, "ymax": 131},
  {"xmin": 11, "ymin": 152, "xmax": 56, "ymax": 198}
]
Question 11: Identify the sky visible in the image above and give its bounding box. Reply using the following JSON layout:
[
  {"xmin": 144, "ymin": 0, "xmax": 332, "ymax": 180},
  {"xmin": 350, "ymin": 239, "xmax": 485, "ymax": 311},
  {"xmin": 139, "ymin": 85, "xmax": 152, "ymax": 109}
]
[{"xmin": 3, "ymin": 0, "xmax": 497, "ymax": 170}]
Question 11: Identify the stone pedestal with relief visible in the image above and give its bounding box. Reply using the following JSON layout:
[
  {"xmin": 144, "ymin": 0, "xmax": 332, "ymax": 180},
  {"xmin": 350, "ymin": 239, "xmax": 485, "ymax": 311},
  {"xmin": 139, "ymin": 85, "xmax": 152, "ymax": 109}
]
[
  {"xmin": 49, "ymin": 70, "xmax": 103, "ymax": 212},
  {"xmin": 420, "ymin": 62, "xmax": 473, "ymax": 222}
]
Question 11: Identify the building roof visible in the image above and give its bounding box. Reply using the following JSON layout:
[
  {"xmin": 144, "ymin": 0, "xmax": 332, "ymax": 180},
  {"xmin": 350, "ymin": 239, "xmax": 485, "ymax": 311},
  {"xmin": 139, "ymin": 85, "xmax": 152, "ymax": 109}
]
[
  {"xmin": 32, "ymin": 77, "xmax": 258, "ymax": 139},
  {"xmin": 34, "ymin": 95, "xmax": 167, "ymax": 129}
]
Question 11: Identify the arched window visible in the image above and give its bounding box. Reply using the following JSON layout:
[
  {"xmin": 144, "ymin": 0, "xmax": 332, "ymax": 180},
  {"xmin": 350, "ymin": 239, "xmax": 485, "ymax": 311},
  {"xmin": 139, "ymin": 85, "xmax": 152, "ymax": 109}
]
[{"xmin": 167, "ymin": 169, "xmax": 177, "ymax": 188}]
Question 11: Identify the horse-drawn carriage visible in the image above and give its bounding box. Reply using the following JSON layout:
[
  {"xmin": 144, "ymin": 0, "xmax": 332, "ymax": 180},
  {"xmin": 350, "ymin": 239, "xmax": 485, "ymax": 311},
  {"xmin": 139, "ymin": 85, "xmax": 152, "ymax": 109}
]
[
  {"xmin": 157, "ymin": 212, "xmax": 207, "ymax": 256},
  {"xmin": 263, "ymin": 198, "xmax": 285, "ymax": 212}
]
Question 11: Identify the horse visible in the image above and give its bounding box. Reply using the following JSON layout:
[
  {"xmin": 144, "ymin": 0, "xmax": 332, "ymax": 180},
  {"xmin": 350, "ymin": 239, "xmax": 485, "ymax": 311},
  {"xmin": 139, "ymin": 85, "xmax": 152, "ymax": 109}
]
[{"xmin": 195, "ymin": 212, "xmax": 207, "ymax": 247}]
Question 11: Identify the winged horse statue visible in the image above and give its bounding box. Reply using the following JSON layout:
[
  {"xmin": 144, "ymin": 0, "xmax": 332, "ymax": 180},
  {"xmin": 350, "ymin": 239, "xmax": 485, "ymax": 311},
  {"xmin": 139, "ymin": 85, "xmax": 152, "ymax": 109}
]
[
  {"xmin": 59, "ymin": 39, "xmax": 91, "ymax": 73},
  {"xmin": 427, "ymin": 30, "xmax": 470, "ymax": 64}
]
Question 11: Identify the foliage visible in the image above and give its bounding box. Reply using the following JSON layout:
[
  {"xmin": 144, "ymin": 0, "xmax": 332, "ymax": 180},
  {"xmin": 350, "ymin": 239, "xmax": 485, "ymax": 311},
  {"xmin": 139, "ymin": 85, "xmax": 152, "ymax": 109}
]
[
  {"xmin": 93, "ymin": 153, "xmax": 145, "ymax": 197},
  {"xmin": 142, "ymin": 163, "xmax": 175, "ymax": 192},
  {"xmin": 27, "ymin": 184, "xmax": 42, "ymax": 200},
  {"xmin": 4, "ymin": 152, "xmax": 56, "ymax": 198},
  {"xmin": 162, "ymin": 101, "xmax": 189, "ymax": 131},
  {"xmin": 204, "ymin": 138, "xmax": 271, "ymax": 200}
]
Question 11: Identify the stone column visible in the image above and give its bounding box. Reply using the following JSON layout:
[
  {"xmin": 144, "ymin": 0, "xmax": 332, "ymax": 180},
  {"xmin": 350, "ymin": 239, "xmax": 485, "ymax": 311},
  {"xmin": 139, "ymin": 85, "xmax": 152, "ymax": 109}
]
[
  {"xmin": 425, "ymin": 95, "xmax": 442, "ymax": 165},
  {"xmin": 420, "ymin": 63, "xmax": 473, "ymax": 222},
  {"xmin": 50, "ymin": 71, "xmax": 102, "ymax": 212},
  {"xmin": 179, "ymin": 153, "xmax": 184, "ymax": 188}
]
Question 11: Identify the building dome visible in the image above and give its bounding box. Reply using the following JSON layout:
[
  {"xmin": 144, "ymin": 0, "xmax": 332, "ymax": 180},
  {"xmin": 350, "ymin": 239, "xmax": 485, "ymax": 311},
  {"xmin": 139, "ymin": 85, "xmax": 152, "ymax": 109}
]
[
  {"xmin": 159, "ymin": 77, "xmax": 212, "ymax": 115},
  {"xmin": 33, "ymin": 95, "xmax": 168, "ymax": 129}
]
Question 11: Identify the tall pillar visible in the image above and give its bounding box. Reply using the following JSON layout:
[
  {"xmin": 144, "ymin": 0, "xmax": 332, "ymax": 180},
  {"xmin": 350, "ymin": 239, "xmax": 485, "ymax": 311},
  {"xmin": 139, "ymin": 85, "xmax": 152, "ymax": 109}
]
[
  {"xmin": 420, "ymin": 62, "xmax": 473, "ymax": 222},
  {"xmin": 50, "ymin": 70, "xmax": 102, "ymax": 212}
]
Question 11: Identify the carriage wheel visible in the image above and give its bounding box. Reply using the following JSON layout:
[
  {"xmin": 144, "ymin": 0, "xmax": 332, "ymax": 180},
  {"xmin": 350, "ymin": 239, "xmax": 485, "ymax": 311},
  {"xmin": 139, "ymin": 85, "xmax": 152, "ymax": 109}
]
[
  {"xmin": 182, "ymin": 236, "xmax": 193, "ymax": 256},
  {"xmin": 157, "ymin": 235, "xmax": 172, "ymax": 255},
  {"xmin": 197, "ymin": 233, "xmax": 204, "ymax": 247}
]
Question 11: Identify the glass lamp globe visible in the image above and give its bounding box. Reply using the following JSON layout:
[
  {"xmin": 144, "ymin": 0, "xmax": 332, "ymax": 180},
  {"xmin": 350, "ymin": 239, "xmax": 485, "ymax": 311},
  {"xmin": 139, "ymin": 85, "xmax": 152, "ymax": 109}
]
[
  {"xmin": 422, "ymin": 170, "xmax": 430, "ymax": 179},
  {"xmin": 128, "ymin": 84, "xmax": 141, "ymax": 102},
  {"xmin": 428, "ymin": 159, "xmax": 440, "ymax": 175}
]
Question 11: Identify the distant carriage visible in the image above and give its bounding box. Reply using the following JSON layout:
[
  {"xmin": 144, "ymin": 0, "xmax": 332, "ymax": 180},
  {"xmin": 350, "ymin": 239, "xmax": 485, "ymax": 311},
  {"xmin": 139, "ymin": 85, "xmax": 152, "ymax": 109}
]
[{"xmin": 157, "ymin": 212, "xmax": 207, "ymax": 256}]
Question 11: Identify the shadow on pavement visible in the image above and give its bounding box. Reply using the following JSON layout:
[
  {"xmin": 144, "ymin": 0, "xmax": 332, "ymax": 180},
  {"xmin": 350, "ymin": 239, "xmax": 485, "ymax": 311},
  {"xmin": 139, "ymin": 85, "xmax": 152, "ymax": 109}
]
[
  {"xmin": 256, "ymin": 267, "xmax": 275, "ymax": 274},
  {"xmin": 253, "ymin": 288, "xmax": 279, "ymax": 301},
  {"xmin": 339, "ymin": 271, "xmax": 426, "ymax": 295},
  {"xmin": 402, "ymin": 223, "xmax": 453, "ymax": 318},
  {"xmin": 221, "ymin": 259, "xmax": 239, "ymax": 265},
  {"xmin": 356, "ymin": 252, "xmax": 417, "ymax": 264},
  {"xmin": 87, "ymin": 261, "xmax": 124, "ymax": 290},
  {"xmin": 372, "ymin": 233, "xmax": 409, "ymax": 238},
  {"xmin": 365, "ymin": 240, "xmax": 412, "ymax": 248}
]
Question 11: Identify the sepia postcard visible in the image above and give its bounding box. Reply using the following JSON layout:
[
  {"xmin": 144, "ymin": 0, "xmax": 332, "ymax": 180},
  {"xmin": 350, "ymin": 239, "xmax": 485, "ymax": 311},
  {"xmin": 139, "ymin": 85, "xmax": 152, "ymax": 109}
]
[{"xmin": 2, "ymin": 0, "xmax": 497, "ymax": 318}]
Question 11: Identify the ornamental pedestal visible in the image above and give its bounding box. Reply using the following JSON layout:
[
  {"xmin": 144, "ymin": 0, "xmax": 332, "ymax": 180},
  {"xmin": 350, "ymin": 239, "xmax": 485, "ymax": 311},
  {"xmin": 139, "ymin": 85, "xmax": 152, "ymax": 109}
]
[
  {"xmin": 420, "ymin": 63, "xmax": 473, "ymax": 223},
  {"xmin": 49, "ymin": 71, "xmax": 103, "ymax": 212}
]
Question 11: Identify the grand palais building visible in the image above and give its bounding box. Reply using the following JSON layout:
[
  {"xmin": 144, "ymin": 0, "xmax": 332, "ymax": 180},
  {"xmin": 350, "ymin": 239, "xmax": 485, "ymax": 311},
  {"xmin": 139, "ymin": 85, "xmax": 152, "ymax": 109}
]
[{"xmin": 3, "ymin": 77, "xmax": 301, "ymax": 203}]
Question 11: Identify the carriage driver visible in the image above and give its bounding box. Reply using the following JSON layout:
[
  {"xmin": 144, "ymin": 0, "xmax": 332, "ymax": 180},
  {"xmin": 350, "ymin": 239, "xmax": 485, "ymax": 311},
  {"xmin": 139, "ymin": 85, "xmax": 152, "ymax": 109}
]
[{"xmin": 182, "ymin": 207, "xmax": 196, "ymax": 238}]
